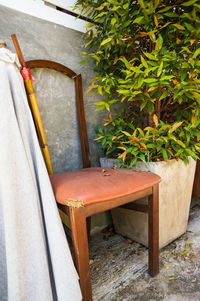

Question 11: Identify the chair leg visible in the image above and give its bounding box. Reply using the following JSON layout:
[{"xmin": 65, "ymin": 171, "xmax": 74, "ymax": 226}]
[
  {"xmin": 69, "ymin": 207, "xmax": 92, "ymax": 301},
  {"xmin": 86, "ymin": 217, "xmax": 91, "ymax": 240},
  {"xmin": 148, "ymin": 184, "xmax": 159, "ymax": 276}
]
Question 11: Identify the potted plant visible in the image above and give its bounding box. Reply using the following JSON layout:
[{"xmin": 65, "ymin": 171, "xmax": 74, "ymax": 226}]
[{"xmin": 76, "ymin": 0, "xmax": 200, "ymax": 247}]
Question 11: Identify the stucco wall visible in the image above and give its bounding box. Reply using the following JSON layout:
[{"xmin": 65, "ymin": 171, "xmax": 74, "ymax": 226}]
[
  {"xmin": 0, "ymin": 5, "xmax": 111, "ymax": 232},
  {"xmin": 0, "ymin": 4, "xmax": 106, "ymax": 170}
]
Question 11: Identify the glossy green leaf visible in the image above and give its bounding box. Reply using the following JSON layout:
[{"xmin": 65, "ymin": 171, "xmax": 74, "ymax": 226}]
[
  {"xmin": 193, "ymin": 48, "xmax": 200, "ymax": 58},
  {"xmin": 141, "ymin": 56, "xmax": 148, "ymax": 68},
  {"xmin": 144, "ymin": 52, "xmax": 158, "ymax": 61},
  {"xmin": 182, "ymin": 0, "xmax": 199, "ymax": 6},
  {"xmin": 157, "ymin": 61, "xmax": 163, "ymax": 77},
  {"xmin": 100, "ymin": 37, "xmax": 113, "ymax": 46}
]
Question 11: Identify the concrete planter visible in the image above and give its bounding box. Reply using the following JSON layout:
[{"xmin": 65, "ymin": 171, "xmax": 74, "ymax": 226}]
[{"xmin": 100, "ymin": 157, "xmax": 196, "ymax": 248}]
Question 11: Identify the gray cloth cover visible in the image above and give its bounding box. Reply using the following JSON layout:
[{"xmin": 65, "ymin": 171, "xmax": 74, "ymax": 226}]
[{"xmin": 0, "ymin": 47, "xmax": 82, "ymax": 301}]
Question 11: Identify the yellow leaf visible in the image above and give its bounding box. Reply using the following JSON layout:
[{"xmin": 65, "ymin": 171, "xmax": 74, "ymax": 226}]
[
  {"xmin": 173, "ymin": 24, "xmax": 185, "ymax": 30},
  {"xmin": 192, "ymin": 115, "xmax": 196, "ymax": 125},
  {"xmin": 176, "ymin": 38, "xmax": 181, "ymax": 44},
  {"xmin": 181, "ymin": 250, "xmax": 188, "ymax": 256},
  {"xmin": 167, "ymin": 277, "xmax": 176, "ymax": 281},
  {"xmin": 113, "ymin": 58, "xmax": 118, "ymax": 65},
  {"xmin": 172, "ymin": 79, "xmax": 180, "ymax": 86},
  {"xmin": 169, "ymin": 121, "xmax": 183, "ymax": 133},
  {"xmin": 153, "ymin": 114, "xmax": 159, "ymax": 127},
  {"xmin": 100, "ymin": 36, "xmax": 113, "ymax": 46},
  {"xmin": 86, "ymin": 81, "xmax": 98, "ymax": 93},
  {"xmin": 187, "ymin": 242, "xmax": 193, "ymax": 248},
  {"xmin": 190, "ymin": 39, "xmax": 196, "ymax": 45},
  {"xmin": 126, "ymin": 239, "xmax": 133, "ymax": 244},
  {"xmin": 154, "ymin": 15, "xmax": 158, "ymax": 27},
  {"xmin": 138, "ymin": 31, "xmax": 150, "ymax": 37},
  {"xmin": 192, "ymin": 8, "xmax": 196, "ymax": 18},
  {"xmin": 122, "ymin": 151, "xmax": 127, "ymax": 162},
  {"xmin": 117, "ymin": 146, "xmax": 126, "ymax": 151},
  {"xmin": 148, "ymin": 86, "xmax": 157, "ymax": 92}
]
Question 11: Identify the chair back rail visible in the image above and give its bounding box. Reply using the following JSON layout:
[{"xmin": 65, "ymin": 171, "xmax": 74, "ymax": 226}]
[{"xmin": 26, "ymin": 60, "xmax": 91, "ymax": 169}]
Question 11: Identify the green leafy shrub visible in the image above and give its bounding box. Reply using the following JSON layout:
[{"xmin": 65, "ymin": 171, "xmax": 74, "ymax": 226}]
[
  {"xmin": 95, "ymin": 110, "xmax": 200, "ymax": 165},
  {"xmin": 76, "ymin": 0, "xmax": 200, "ymax": 165}
]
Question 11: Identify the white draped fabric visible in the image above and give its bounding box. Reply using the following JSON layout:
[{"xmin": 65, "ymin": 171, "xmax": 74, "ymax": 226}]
[{"xmin": 0, "ymin": 47, "xmax": 82, "ymax": 301}]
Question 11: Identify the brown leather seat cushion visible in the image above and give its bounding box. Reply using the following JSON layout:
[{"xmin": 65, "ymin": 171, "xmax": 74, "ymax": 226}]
[{"xmin": 50, "ymin": 167, "xmax": 161, "ymax": 207}]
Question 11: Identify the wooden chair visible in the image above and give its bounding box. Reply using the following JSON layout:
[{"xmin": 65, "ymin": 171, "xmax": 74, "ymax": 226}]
[{"xmin": 26, "ymin": 59, "xmax": 161, "ymax": 301}]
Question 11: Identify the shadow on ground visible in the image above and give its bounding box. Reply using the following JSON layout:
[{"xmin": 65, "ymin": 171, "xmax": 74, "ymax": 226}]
[{"xmin": 90, "ymin": 201, "xmax": 200, "ymax": 301}]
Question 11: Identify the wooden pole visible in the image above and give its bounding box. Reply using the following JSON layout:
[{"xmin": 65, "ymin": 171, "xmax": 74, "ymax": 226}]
[{"xmin": 11, "ymin": 34, "xmax": 53, "ymax": 175}]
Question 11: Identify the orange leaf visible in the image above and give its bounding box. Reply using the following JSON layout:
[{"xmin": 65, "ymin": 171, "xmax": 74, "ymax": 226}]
[
  {"xmin": 94, "ymin": 136, "xmax": 104, "ymax": 141},
  {"xmin": 116, "ymin": 134, "xmax": 124, "ymax": 140},
  {"xmin": 167, "ymin": 149, "xmax": 174, "ymax": 157},
  {"xmin": 188, "ymin": 253, "xmax": 196, "ymax": 259},
  {"xmin": 140, "ymin": 142, "xmax": 147, "ymax": 149}
]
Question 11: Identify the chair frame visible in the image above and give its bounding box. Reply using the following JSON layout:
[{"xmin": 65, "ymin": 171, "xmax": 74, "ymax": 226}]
[{"xmin": 26, "ymin": 60, "xmax": 159, "ymax": 301}]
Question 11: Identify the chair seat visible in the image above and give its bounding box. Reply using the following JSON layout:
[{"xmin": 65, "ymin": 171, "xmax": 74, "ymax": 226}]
[{"xmin": 50, "ymin": 167, "xmax": 161, "ymax": 207}]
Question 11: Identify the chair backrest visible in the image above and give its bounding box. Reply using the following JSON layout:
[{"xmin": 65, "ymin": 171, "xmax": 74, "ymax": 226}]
[{"xmin": 25, "ymin": 59, "xmax": 91, "ymax": 170}]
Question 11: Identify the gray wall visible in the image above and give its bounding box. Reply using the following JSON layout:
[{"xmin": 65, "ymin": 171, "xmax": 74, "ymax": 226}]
[
  {"xmin": 0, "ymin": 4, "xmax": 106, "ymax": 172},
  {"xmin": 0, "ymin": 5, "xmax": 111, "ymax": 232}
]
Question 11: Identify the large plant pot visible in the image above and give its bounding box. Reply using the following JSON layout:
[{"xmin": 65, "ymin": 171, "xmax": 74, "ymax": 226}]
[{"xmin": 100, "ymin": 157, "xmax": 196, "ymax": 248}]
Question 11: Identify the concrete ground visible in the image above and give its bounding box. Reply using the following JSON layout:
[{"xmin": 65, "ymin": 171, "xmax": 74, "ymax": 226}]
[{"xmin": 89, "ymin": 201, "xmax": 200, "ymax": 301}]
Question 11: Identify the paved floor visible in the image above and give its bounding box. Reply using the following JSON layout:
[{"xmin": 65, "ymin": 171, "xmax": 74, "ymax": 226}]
[{"xmin": 90, "ymin": 201, "xmax": 200, "ymax": 301}]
